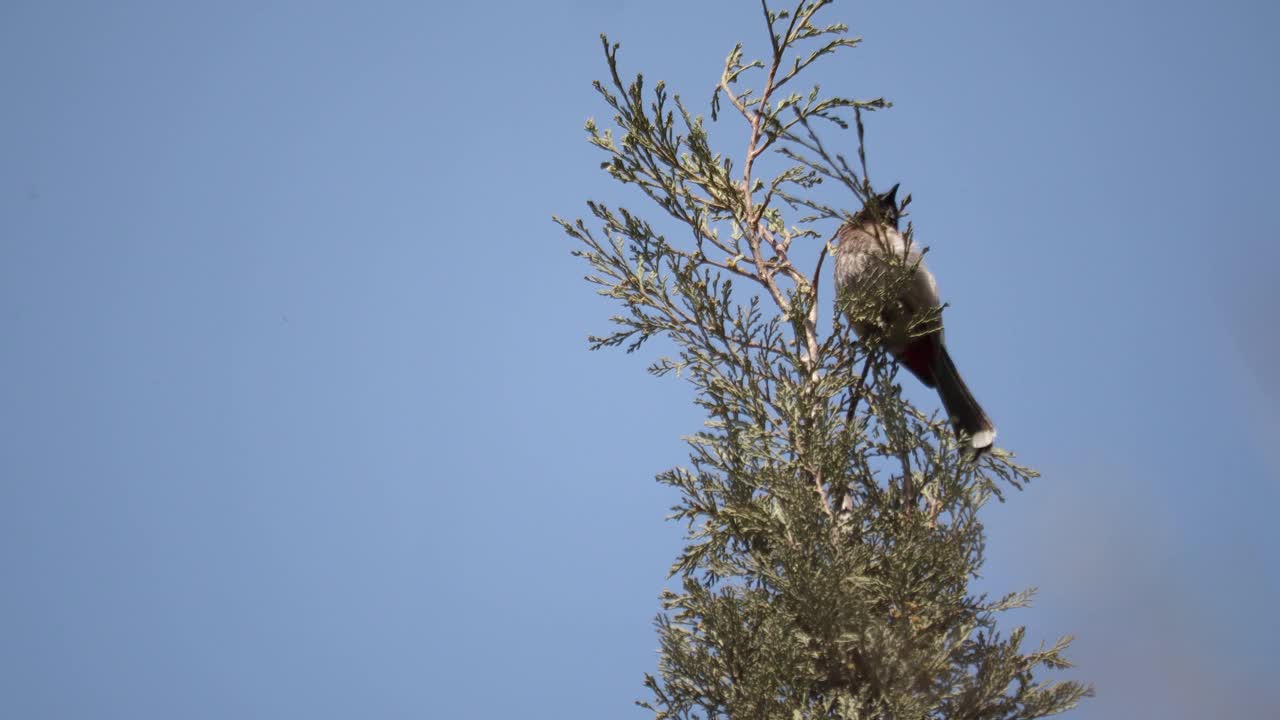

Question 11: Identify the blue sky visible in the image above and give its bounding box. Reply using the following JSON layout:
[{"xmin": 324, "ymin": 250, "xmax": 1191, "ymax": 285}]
[{"xmin": 2, "ymin": 1, "xmax": 1277, "ymax": 718}]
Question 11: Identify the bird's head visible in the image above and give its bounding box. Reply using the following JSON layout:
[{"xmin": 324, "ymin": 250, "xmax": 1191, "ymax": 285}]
[{"xmin": 853, "ymin": 183, "xmax": 901, "ymax": 229}]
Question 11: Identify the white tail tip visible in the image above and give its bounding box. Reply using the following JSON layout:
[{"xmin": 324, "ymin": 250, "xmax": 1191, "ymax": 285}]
[{"xmin": 970, "ymin": 428, "xmax": 996, "ymax": 450}]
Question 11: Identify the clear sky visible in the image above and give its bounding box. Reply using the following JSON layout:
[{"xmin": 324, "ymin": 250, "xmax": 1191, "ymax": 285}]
[{"xmin": 2, "ymin": 1, "xmax": 1277, "ymax": 718}]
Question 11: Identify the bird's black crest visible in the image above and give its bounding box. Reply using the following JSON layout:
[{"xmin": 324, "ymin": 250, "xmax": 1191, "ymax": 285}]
[{"xmin": 854, "ymin": 183, "xmax": 902, "ymax": 228}]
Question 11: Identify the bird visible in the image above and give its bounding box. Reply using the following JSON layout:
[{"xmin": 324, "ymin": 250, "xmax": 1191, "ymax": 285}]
[{"xmin": 832, "ymin": 184, "xmax": 996, "ymax": 453}]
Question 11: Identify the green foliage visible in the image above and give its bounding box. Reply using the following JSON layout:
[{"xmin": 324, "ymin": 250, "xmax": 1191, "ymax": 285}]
[{"xmin": 556, "ymin": 2, "xmax": 1091, "ymax": 717}]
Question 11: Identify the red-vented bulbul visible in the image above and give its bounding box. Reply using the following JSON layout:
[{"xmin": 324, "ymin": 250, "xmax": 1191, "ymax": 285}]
[{"xmin": 833, "ymin": 184, "xmax": 996, "ymax": 452}]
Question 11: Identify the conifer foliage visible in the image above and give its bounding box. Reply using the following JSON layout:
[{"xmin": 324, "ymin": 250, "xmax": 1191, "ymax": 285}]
[{"xmin": 556, "ymin": 2, "xmax": 1091, "ymax": 717}]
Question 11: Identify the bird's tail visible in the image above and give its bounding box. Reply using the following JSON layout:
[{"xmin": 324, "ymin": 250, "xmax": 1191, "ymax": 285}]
[{"xmin": 932, "ymin": 345, "xmax": 996, "ymax": 452}]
